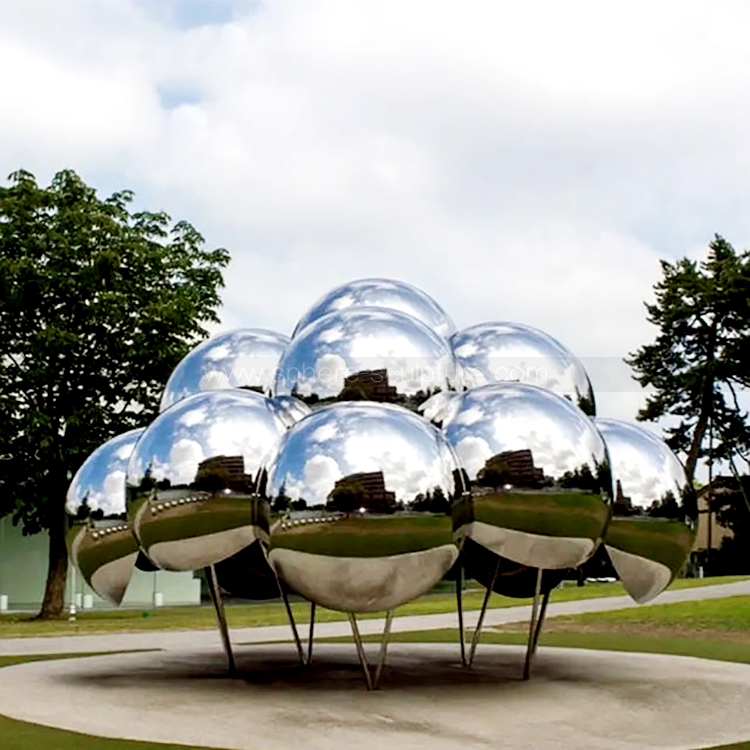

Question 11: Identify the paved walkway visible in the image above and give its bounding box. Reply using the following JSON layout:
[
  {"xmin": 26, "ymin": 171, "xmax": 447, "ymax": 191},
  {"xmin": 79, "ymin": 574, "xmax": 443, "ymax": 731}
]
[
  {"xmin": 3, "ymin": 643, "xmax": 750, "ymax": 750},
  {"xmin": 2, "ymin": 579, "xmax": 749, "ymax": 656}
]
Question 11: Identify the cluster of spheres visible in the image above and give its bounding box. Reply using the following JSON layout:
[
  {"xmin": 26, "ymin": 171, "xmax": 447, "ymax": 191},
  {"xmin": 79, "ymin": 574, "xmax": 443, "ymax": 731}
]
[{"xmin": 66, "ymin": 278, "xmax": 698, "ymax": 652}]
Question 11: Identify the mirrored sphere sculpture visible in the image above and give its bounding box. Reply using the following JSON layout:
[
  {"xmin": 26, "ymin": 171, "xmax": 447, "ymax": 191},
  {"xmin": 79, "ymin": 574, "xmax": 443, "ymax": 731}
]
[
  {"xmin": 275, "ymin": 308, "xmax": 457, "ymax": 412},
  {"xmin": 451, "ymin": 322, "xmax": 596, "ymax": 416},
  {"xmin": 443, "ymin": 384, "xmax": 612, "ymax": 596},
  {"xmin": 126, "ymin": 390, "xmax": 286, "ymax": 571},
  {"xmin": 292, "ymin": 278, "xmax": 456, "ymax": 339},
  {"xmin": 66, "ymin": 428, "xmax": 145, "ymax": 605},
  {"xmin": 594, "ymin": 418, "xmax": 698, "ymax": 603},
  {"xmin": 263, "ymin": 402, "xmax": 463, "ymax": 612},
  {"xmin": 159, "ymin": 328, "xmax": 290, "ymax": 412}
]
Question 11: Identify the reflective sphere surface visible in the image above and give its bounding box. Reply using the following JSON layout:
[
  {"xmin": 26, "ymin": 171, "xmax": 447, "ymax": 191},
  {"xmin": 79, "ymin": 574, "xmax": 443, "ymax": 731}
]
[
  {"xmin": 293, "ymin": 278, "xmax": 456, "ymax": 339},
  {"xmin": 269, "ymin": 395, "xmax": 313, "ymax": 428},
  {"xmin": 595, "ymin": 418, "xmax": 697, "ymax": 603},
  {"xmin": 275, "ymin": 308, "xmax": 457, "ymax": 412},
  {"xmin": 127, "ymin": 390, "xmax": 285, "ymax": 571},
  {"xmin": 66, "ymin": 428, "xmax": 145, "ymax": 605},
  {"xmin": 160, "ymin": 328, "xmax": 290, "ymax": 411},
  {"xmin": 451, "ymin": 322, "xmax": 596, "ymax": 416},
  {"xmin": 442, "ymin": 384, "xmax": 612, "ymax": 591},
  {"xmin": 263, "ymin": 402, "xmax": 463, "ymax": 612}
]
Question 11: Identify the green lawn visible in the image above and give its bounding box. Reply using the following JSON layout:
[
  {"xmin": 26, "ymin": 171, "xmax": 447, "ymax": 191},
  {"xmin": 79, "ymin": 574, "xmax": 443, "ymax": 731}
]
[
  {"xmin": 271, "ymin": 514, "xmax": 453, "ymax": 557},
  {"xmin": 1, "ymin": 575, "xmax": 746, "ymax": 638}
]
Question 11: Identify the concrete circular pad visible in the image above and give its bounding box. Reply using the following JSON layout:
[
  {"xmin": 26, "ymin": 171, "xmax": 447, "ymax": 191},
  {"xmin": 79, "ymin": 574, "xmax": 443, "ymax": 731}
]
[{"xmin": 2, "ymin": 644, "xmax": 750, "ymax": 750}]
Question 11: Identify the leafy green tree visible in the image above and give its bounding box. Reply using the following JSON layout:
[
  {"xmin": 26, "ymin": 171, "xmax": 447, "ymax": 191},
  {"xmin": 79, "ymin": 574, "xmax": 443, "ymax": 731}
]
[
  {"xmin": 0, "ymin": 169, "xmax": 229, "ymax": 618},
  {"xmin": 627, "ymin": 236, "xmax": 750, "ymax": 482}
]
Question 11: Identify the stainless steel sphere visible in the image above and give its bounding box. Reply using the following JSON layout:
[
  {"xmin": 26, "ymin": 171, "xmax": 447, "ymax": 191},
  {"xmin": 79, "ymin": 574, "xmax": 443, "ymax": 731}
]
[
  {"xmin": 263, "ymin": 402, "xmax": 463, "ymax": 612},
  {"xmin": 292, "ymin": 278, "xmax": 456, "ymax": 339},
  {"xmin": 160, "ymin": 328, "xmax": 290, "ymax": 411},
  {"xmin": 275, "ymin": 307, "xmax": 458, "ymax": 412},
  {"xmin": 442, "ymin": 384, "xmax": 612, "ymax": 595},
  {"xmin": 126, "ymin": 390, "xmax": 287, "ymax": 571},
  {"xmin": 66, "ymin": 428, "xmax": 145, "ymax": 605},
  {"xmin": 594, "ymin": 418, "xmax": 698, "ymax": 603},
  {"xmin": 451, "ymin": 322, "xmax": 596, "ymax": 416}
]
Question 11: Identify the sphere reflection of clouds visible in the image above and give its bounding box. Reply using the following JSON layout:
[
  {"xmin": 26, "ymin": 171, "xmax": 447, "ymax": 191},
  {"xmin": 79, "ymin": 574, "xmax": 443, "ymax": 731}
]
[
  {"xmin": 451, "ymin": 322, "xmax": 595, "ymax": 416},
  {"xmin": 129, "ymin": 390, "xmax": 287, "ymax": 490},
  {"xmin": 443, "ymin": 383, "xmax": 612, "ymax": 573},
  {"xmin": 126, "ymin": 390, "xmax": 289, "ymax": 571},
  {"xmin": 65, "ymin": 428, "xmax": 146, "ymax": 605},
  {"xmin": 67, "ymin": 428, "xmax": 145, "ymax": 518},
  {"xmin": 160, "ymin": 328, "xmax": 290, "ymax": 411},
  {"xmin": 276, "ymin": 308, "xmax": 457, "ymax": 410},
  {"xmin": 293, "ymin": 278, "xmax": 456, "ymax": 339},
  {"xmin": 594, "ymin": 418, "xmax": 697, "ymax": 603},
  {"xmin": 265, "ymin": 402, "xmax": 459, "ymax": 506}
]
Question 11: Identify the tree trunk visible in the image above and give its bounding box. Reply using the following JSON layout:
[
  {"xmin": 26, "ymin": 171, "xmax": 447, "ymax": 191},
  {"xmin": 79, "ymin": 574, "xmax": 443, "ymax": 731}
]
[
  {"xmin": 684, "ymin": 329, "xmax": 716, "ymax": 483},
  {"xmin": 36, "ymin": 502, "xmax": 69, "ymax": 619},
  {"xmin": 684, "ymin": 394, "xmax": 711, "ymax": 484}
]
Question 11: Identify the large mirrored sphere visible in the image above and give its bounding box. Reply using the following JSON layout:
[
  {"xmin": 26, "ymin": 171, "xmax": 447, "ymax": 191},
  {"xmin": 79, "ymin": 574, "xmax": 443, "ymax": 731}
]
[
  {"xmin": 263, "ymin": 402, "xmax": 463, "ymax": 612},
  {"xmin": 126, "ymin": 390, "xmax": 286, "ymax": 571},
  {"xmin": 292, "ymin": 278, "xmax": 456, "ymax": 339},
  {"xmin": 451, "ymin": 322, "xmax": 596, "ymax": 416},
  {"xmin": 275, "ymin": 308, "xmax": 457, "ymax": 412},
  {"xmin": 159, "ymin": 328, "xmax": 290, "ymax": 412},
  {"xmin": 66, "ymin": 428, "xmax": 145, "ymax": 605},
  {"xmin": 594, "ymin": 418, "xmax": 698, "ymax": 603},
  {"xmin": 443, "ymin": 384, "xmax": 612, "ymax": 595}
]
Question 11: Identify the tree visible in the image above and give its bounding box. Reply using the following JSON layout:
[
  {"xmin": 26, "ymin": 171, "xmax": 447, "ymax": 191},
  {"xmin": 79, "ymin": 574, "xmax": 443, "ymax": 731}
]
[
  {"xmin": 0, "ymin": 169, "xmax": 229, "ymax": 618},
  {"xmin": 627, "ymin": 236, "xmax": 750, "ymax": 482}
]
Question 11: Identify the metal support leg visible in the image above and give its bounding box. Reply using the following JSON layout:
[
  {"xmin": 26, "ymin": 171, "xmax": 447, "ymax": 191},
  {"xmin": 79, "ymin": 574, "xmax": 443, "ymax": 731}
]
[
  {"xmin": 348, "ymin": 613, "xmax": 374, "ymax": 690},
  {"xmin": 307, "ymin": 602, "xmax": 316, "ymax": 665},
  {"xmin": 467, "ymin": 558, "xmax": 501, "ymax": 666},
  {"xmin": 205, "ymin": 565, "xmax": 236, "ymax": 676},
  {"xmin": 456, "ymin": 564, "xmax": 466, "ymax": 667},
  {"xmin": 373, "ymin": 610, "xmax": 394, "ymax": 690},
  {"xmin": 523, "ymin": 568, "xmax": 546, "ymax": 680},
  {"xmin": 277, "ymin": 579, "xmax": 305, "ymax": 666}
]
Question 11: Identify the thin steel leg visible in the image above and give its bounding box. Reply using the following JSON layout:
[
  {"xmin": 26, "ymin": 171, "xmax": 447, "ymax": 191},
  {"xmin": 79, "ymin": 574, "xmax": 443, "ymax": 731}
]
[
  {"xmin": 307, "ymin": 602, "xmax": 316, "ymax": 666},
  {"xmin": 523, "ymin": 568, "xmax": 544, "ymax": 680},
  {"xmin": 348, "ymin": 613, "xmax": 374, "ymax": 690},
  {"xmin": 468, "ymin": 557, "xmax": 501, "ymax": 666},
  {"xmin": 456, "ymin": 564, "xmax": 466, "ymax": 667},
  {"xmin": 373, "ymin": 610, "xmax": 394, "ymax": 689},
  {"xmin": 277, "ymin": 580, "xmax": 305, "ymax": 666},
  {"xmin": 205, "ymin": 565, "xmax": 236, "ymax": 676}
]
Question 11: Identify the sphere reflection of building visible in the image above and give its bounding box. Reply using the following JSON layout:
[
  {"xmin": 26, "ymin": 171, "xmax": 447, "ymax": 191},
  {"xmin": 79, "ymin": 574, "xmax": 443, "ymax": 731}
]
[
  {"xmin": 126, "ymin": 390, "xmax": 287, "ymax": 572},
  {"xmin": 263, "ymin": 402, "xmax": 462, "ymax": 612},
  {"xmin": 65, "ymin": 428, "xmax": 145, "ymax": 605},
  {"xmin": 594, "ymin": 418, "xmax": 697, "ymax": 603},
  {"xmin": 275, "ymin": 308, "xmax": 458, "ymax": 413},
  {"xmin": 442, "ymin": 383, "xmax": 612, "ymax": 598}
]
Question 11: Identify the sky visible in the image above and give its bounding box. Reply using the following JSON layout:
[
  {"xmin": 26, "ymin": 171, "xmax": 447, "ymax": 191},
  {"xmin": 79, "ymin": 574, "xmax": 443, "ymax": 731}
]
[{"xmin": 3, "ymin": 0, "xmax": 750, "ymax": 446}]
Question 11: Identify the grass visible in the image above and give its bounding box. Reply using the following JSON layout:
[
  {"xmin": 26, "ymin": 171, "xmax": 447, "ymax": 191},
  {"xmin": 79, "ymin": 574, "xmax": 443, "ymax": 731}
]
[
  {"xmin": 272, "ymin": 514, "xmax": 453, "ymax": 556},
  {"xmin": 322, "ymin": 593, "xmax": 750, "ymax": 665},
  {"xmin": 1, "ymin": 575, "xmax": 746, "ymax": 638}
]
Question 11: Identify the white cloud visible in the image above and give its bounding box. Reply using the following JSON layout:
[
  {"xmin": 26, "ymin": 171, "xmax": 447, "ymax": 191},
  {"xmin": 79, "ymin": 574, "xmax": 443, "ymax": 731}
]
[{"xmin": 4, "ymin": 0, "xmax": 750, "ymax": 445}]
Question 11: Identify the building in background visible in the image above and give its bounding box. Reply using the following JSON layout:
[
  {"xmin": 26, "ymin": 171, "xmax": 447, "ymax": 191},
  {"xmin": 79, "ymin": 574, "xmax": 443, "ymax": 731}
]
[{"xmin": 0, "ymin": 516, "xmax": 200, "ymax": 610}]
